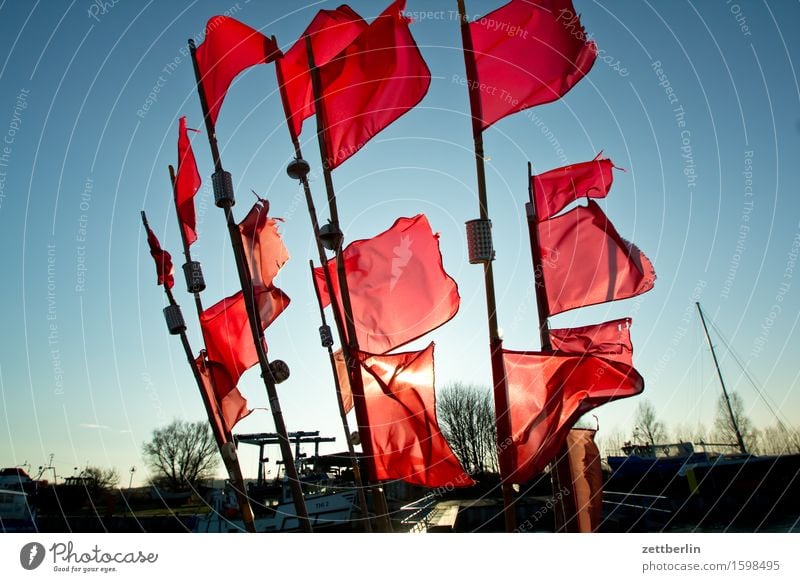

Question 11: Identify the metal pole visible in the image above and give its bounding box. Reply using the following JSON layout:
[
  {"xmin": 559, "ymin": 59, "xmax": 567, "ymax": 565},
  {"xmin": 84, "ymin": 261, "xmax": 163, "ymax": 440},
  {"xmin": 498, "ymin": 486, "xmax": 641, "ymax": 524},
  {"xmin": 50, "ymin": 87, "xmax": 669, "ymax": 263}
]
[
  {"xmin": 187, "ymin": 40, "xmax": 313, "ymax": 531},
  {"xmin": 526, "ymin": 164, "xmax": 578, "ymax": 533},
  {"xmin": 305, "ymin": 35, "xmax": 392, "ymax": 532},
  {"xmin": 696, "ymin": 303, "xmax": 748, "ymax": 454},
  {"xmin": 456, "ymin": 0, "xmax": 516, "ymax": 533}
]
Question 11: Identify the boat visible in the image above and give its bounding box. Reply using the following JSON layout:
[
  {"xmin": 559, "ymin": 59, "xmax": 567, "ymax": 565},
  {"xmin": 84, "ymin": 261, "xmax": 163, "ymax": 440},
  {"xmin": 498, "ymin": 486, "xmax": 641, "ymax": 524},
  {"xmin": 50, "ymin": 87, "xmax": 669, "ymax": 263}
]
[
  {"xmin": 602, "ymin": 304, "xmax": 800, "ymax": 530},
  {"xmin": 0, "ymin": 488, "xmax": 37, "ymax": 532}
]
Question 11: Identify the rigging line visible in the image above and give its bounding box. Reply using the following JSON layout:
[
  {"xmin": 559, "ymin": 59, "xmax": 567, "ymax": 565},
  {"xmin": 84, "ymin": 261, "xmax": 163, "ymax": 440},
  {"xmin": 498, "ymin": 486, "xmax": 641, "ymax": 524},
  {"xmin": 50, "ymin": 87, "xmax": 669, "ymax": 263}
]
[{"xmin": 708, "ymin": 319, "xmax": 799, "ymax": 443}]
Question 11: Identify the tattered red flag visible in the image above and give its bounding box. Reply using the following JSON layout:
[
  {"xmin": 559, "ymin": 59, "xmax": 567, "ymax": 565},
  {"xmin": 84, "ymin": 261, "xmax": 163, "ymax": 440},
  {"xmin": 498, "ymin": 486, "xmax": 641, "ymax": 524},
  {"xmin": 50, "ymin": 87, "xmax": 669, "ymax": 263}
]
[
  {"xmin": 175, "ymin": 117, "xmax": 202, "ymax": 245},
  {"xmin": 565, "ymin": 428, "xmax": 604, "ymax": 532},
  {"xmin": 332, "ymin": 349, "xmax": 354, "ymax": 414},
  {"xmin": 532, "ymin": 154, "xmax": 618, "ymax": 220},
  {"xmin": 196, "ymin": 353, "xmax": 251, "ymax": 436},
  {"xmin": 537, "ymin": 201, "xmax": 655, "ymax": 316},
  {"xmin": 466, "ymin": 0, "xmax": 596, "ymax": 131},
  {"xmin": 503, "ymin": 349, "xmax": 643, "ymax": 483},
  {"xmin": 313, "ymin": 214, "xmax": 460, "ymax": 354},
  {"xmin": 549, "ymin": 317, "xmax": 634, "ymax": 366},
  {"xmin": 316, "ymin": 0, "xmax": 430, "ymax": 169},
  {"xmin": 199, "ymin": 287, "xmax": 290, "ymax": 382},
  {"xmin": 143, "ymin": 221, "xmax": 174, "ymax": 289},
  {"xmin": 239, "ymin": 200, "xmax": 289, "ymax": 290},
  {"xmin": 275, "ymin": 5, "xmax": 367, "ymax": 141},
  {"xmin": 195, "ymin": 16, "xmax": 281, "ymax": 125},
  {"xmin": 356, "ymin": 343, "xmax": 473, "ymax": 488}
]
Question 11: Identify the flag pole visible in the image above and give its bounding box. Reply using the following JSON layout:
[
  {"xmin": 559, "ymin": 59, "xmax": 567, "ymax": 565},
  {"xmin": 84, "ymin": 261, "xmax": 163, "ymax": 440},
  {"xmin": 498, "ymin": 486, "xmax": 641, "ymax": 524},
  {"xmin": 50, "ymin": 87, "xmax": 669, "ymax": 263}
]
[
  {"xmin": 275, "ymin": 45, "xmax": 372, "ymax": 531},
  {"xmin": 305, "ymin": 35, "xmax": 392, "ymax": 532},
  {"xmin": 456, "ymin": 0, "xmax": 517, "ymax": 533},
  {"xmin": 526, "ymin": 163, "xmax": 579, "ymax": 533},
  {"xmin": 167, "ymin": 166, "xmax": 256, "ymax": 532},
  {"xmin": 187, "ymin": 39, "xmax": 313, "ymax": 532},
  {"xmin": 308, "ymin": 260, "xmax": 372, "ymax": 531},
  {"xmin": 141, "ymin": 211, "xmax": 255, "ymax": 532}
]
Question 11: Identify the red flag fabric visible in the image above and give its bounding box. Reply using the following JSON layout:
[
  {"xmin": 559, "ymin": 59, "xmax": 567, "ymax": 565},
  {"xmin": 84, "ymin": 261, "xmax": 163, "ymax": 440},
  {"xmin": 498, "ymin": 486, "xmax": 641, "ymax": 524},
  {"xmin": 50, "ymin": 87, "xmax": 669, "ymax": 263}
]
[
  {"xmin": 467, "ymin": 0, "xmax": 597, "ymax": 131},
  {"xmin": 549, "ymin": 317, "xmax": 633, "ymax": 366},
  {"xmin": 239, "ymin": 200, "xmax": 289, "ymax": 289},
  {"xmin": 276, "ymin": 5, "xmax": 367, "ymax": 141},
  {"xmin": 317, "ymin": 0, "xmax": 430, "ymax": 169},
  {"xmin": 200, "ymin": 287, "xmax": 290, "ymax": 381},
  {"xmin": 313, "ymin": 214, "xmax": 460, "ymax": 354},
  {"xmin": 175, "ymin": 117, "xmax": 202, "ymax": 245},
  {"xmin": 195, "ymin": 16, "xmax": 281, "ymax": 126},
  {"xmin": 357, "ymin": 343, "xmax": 473, "ymax": 487},
  {"xmin": 532, "ymin": 154, "xmax": 617, "ymax": 220},
  {"xmin": 196, "ymin": 354, "xmax": 251, "ymax": 436},
  {"xmin": 537, "ymin": 201, "xmax": 655, "ymax": 316},
  {"xmin": 565, "ymin": 428, "xmax": 603, "ymax": 532},
  {"xmin": 144, "ymin": 222, "xmax": 174, "ymax": 289},
  {"xmin": 503, "ymin": 349, "xmax": 643, "ymax": 483}
]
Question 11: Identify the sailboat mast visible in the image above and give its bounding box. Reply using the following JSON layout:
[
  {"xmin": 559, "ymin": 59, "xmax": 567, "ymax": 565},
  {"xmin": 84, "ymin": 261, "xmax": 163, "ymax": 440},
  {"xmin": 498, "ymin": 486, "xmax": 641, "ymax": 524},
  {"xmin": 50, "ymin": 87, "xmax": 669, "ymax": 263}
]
[{"xmin": 696, "ymin": 303, "xmax": 748, "ymax": 454}]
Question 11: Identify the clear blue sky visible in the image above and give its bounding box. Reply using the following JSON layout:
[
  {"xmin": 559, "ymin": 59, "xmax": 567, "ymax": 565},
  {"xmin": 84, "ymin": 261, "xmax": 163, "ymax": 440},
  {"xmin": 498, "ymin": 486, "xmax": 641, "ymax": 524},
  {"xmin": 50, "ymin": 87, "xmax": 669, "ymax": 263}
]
[{"xmin": 1, "ymin": 0, "xmax": 798, "ymax": 486}]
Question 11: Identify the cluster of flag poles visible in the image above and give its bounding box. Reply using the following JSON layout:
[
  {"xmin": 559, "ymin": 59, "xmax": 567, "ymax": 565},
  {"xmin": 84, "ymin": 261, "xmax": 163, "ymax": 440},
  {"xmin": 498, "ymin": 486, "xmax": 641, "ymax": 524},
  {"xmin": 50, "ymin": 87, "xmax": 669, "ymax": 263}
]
[{"xmin": 140, "ymin": 0, "xmax": 656, "ymax": 534}]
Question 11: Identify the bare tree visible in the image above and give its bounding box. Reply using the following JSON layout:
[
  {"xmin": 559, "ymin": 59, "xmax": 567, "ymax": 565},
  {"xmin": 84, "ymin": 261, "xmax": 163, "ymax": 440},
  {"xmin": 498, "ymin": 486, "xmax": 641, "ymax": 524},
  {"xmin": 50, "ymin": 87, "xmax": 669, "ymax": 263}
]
[
  {"xmin": 142, "ymin": 420, "xmax": 218, "ymax": 490},
  {"xmin": 713, "ymin": 392, "xmax": 759, "ymax": 453},
  {"xmin": 81, "ymin": 466, "xmax": 120, "ymax": 491},
  {"xmin": 633, "ymin": 400, "xmax": 667, "ymax": 445},
  {"xmin": 760, "ymin": 423, "xmax": 800, "ymax": 455},
  {"xmin": 437, "ymin": 382, "xmax": 497, "ymax": 474}
]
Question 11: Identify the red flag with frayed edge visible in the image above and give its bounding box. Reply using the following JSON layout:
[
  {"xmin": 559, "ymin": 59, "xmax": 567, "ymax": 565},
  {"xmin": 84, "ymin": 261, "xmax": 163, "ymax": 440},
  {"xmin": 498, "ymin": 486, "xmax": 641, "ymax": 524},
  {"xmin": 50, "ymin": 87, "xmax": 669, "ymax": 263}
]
[
  {"xmin": 356, "ymin": 343, "xmax": 473, "ymax": 488},
  {"xmin": 313, "ymin": 214, "xmax": 460, "ymax": 354},
  {"xmin": 175, "ymin": 117, "xmax": 201, "ymax": 245},
  {"xmin": 195, "ymin": 16, "xmax": 281, "ymax": 125},
  {"xmin": 532, "ymin": 154, "xmax": 617, "ymax": 220},
  {"xmin": 144, "ymin": 222, "xmax": 174, "ymax": 289},
  {"xmin": 566, "ymin": 428, "xmax": 603, "ymax": 532},
  {"xmin": 549, "ymin": 317, "xmax": 634, "ymax": 366},
  {"xmin": 196, "ymin": 354, "xmax": 251, "ymax": 436},
  {"xmin": 276, "ymin": 5, "xmax": 367, "ymax": 141},
  {"xmin": 467, "ymin": 0, "xmax": 596, "ymax": 131},
  {"xmin": 503, "ymin": 349, "xmax": 643, "ymax": 483},
  {"xmin": 537, "ymin": 201, "xmax": 655, "ymax": 316},
  {"xmin": 239, "ymin": 201, "xmax": 289, "ymax": 290},
  {"xmin": 200, "ymin": 287, "xmax": 290, "ymax": 382},
  {"xmin": 317, "ymin": 0, "xmax": 430, "ymax": 169}
]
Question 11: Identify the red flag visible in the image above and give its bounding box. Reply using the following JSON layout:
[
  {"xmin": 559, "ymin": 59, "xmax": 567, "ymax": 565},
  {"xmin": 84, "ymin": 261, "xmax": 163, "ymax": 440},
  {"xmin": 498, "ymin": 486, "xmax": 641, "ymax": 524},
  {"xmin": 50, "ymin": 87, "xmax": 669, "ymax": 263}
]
[
  {"xmin": 503, "ymin": 349, "xmax": 643, "ymax": 483},
  {"xmin": 357, "ymin": 343, "xmax": 473, "ymax": 487},
  {"xmin": 200, "ymin": 287, "xmax": 290, "ymax": 381},
  {"xmin": 532, "ymin": 154, "xmax": 617, "ymax": 220},
  {"xmin": 276, "ymin": 5, "xmax": 367, "ymax": 141},
  {"xmin": 313, "ymin": 215, "xmax": 460, "ymax": 354},
  {"xmin": 238, "ymin": 201, "xmax": 289, "ymax": 290},
  {"xmin": 466, "ymin": 0, "xmax": 597, "ymax": 130},
  {"xmin": 195, "ymin": 16, "xmax": 281, "ymax": 125},
  {"xmin": 565, "ymin": 428, "xmax": 603, "ymax": 532},
  {"xmin": 175, "ymin": 117, "xmax": 201, "ymax": 245},
  {"xmin": 537, "ymin": 201, "xmax": 655, "ymax": 315},
  {"xmin": 196, "ymin": 354, "xmax": 251, "ymax": 435},
  {"xmin": 144, "ymin": 221, "xmax": 174, "ymax": 289},
  {"xmin": 317, "ymin": 0, "xmax": 430, "ymax": 169},
  {"xmin": 550, "ymin": 317, "xmax": 634, "ymax": 366}
]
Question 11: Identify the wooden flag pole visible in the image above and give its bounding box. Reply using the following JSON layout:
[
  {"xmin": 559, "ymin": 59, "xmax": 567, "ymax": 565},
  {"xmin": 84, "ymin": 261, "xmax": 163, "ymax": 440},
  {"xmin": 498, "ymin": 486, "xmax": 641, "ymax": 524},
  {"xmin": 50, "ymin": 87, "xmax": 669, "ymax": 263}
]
[
  {"xmin": 456, "ymin": 0, "xmax": 517, "ymax": 533},
  {"xmin": 141, "ymin": 211, "xmax": 255, "ymax": 532},
  {"xmin": 308, "ymin": 260, "xmax": 372, "ymax": 532},
  {"xmin": 305, "ymin": 35, "xmax": 392, "ymax": 533},
  {"xmin": 167, "ymin": 167, "xmax": 256, "ymax": 532},
  {"xmin": 275, "ymin": 47, "xmax": 372, "ymax": 531},
  {"xmin": 526, "ymin": 163, "xmax": 579, "ymax": 533},
  {"xmin": 188, "ymin": 39, "xmax": 313, "ymax": 532}
]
